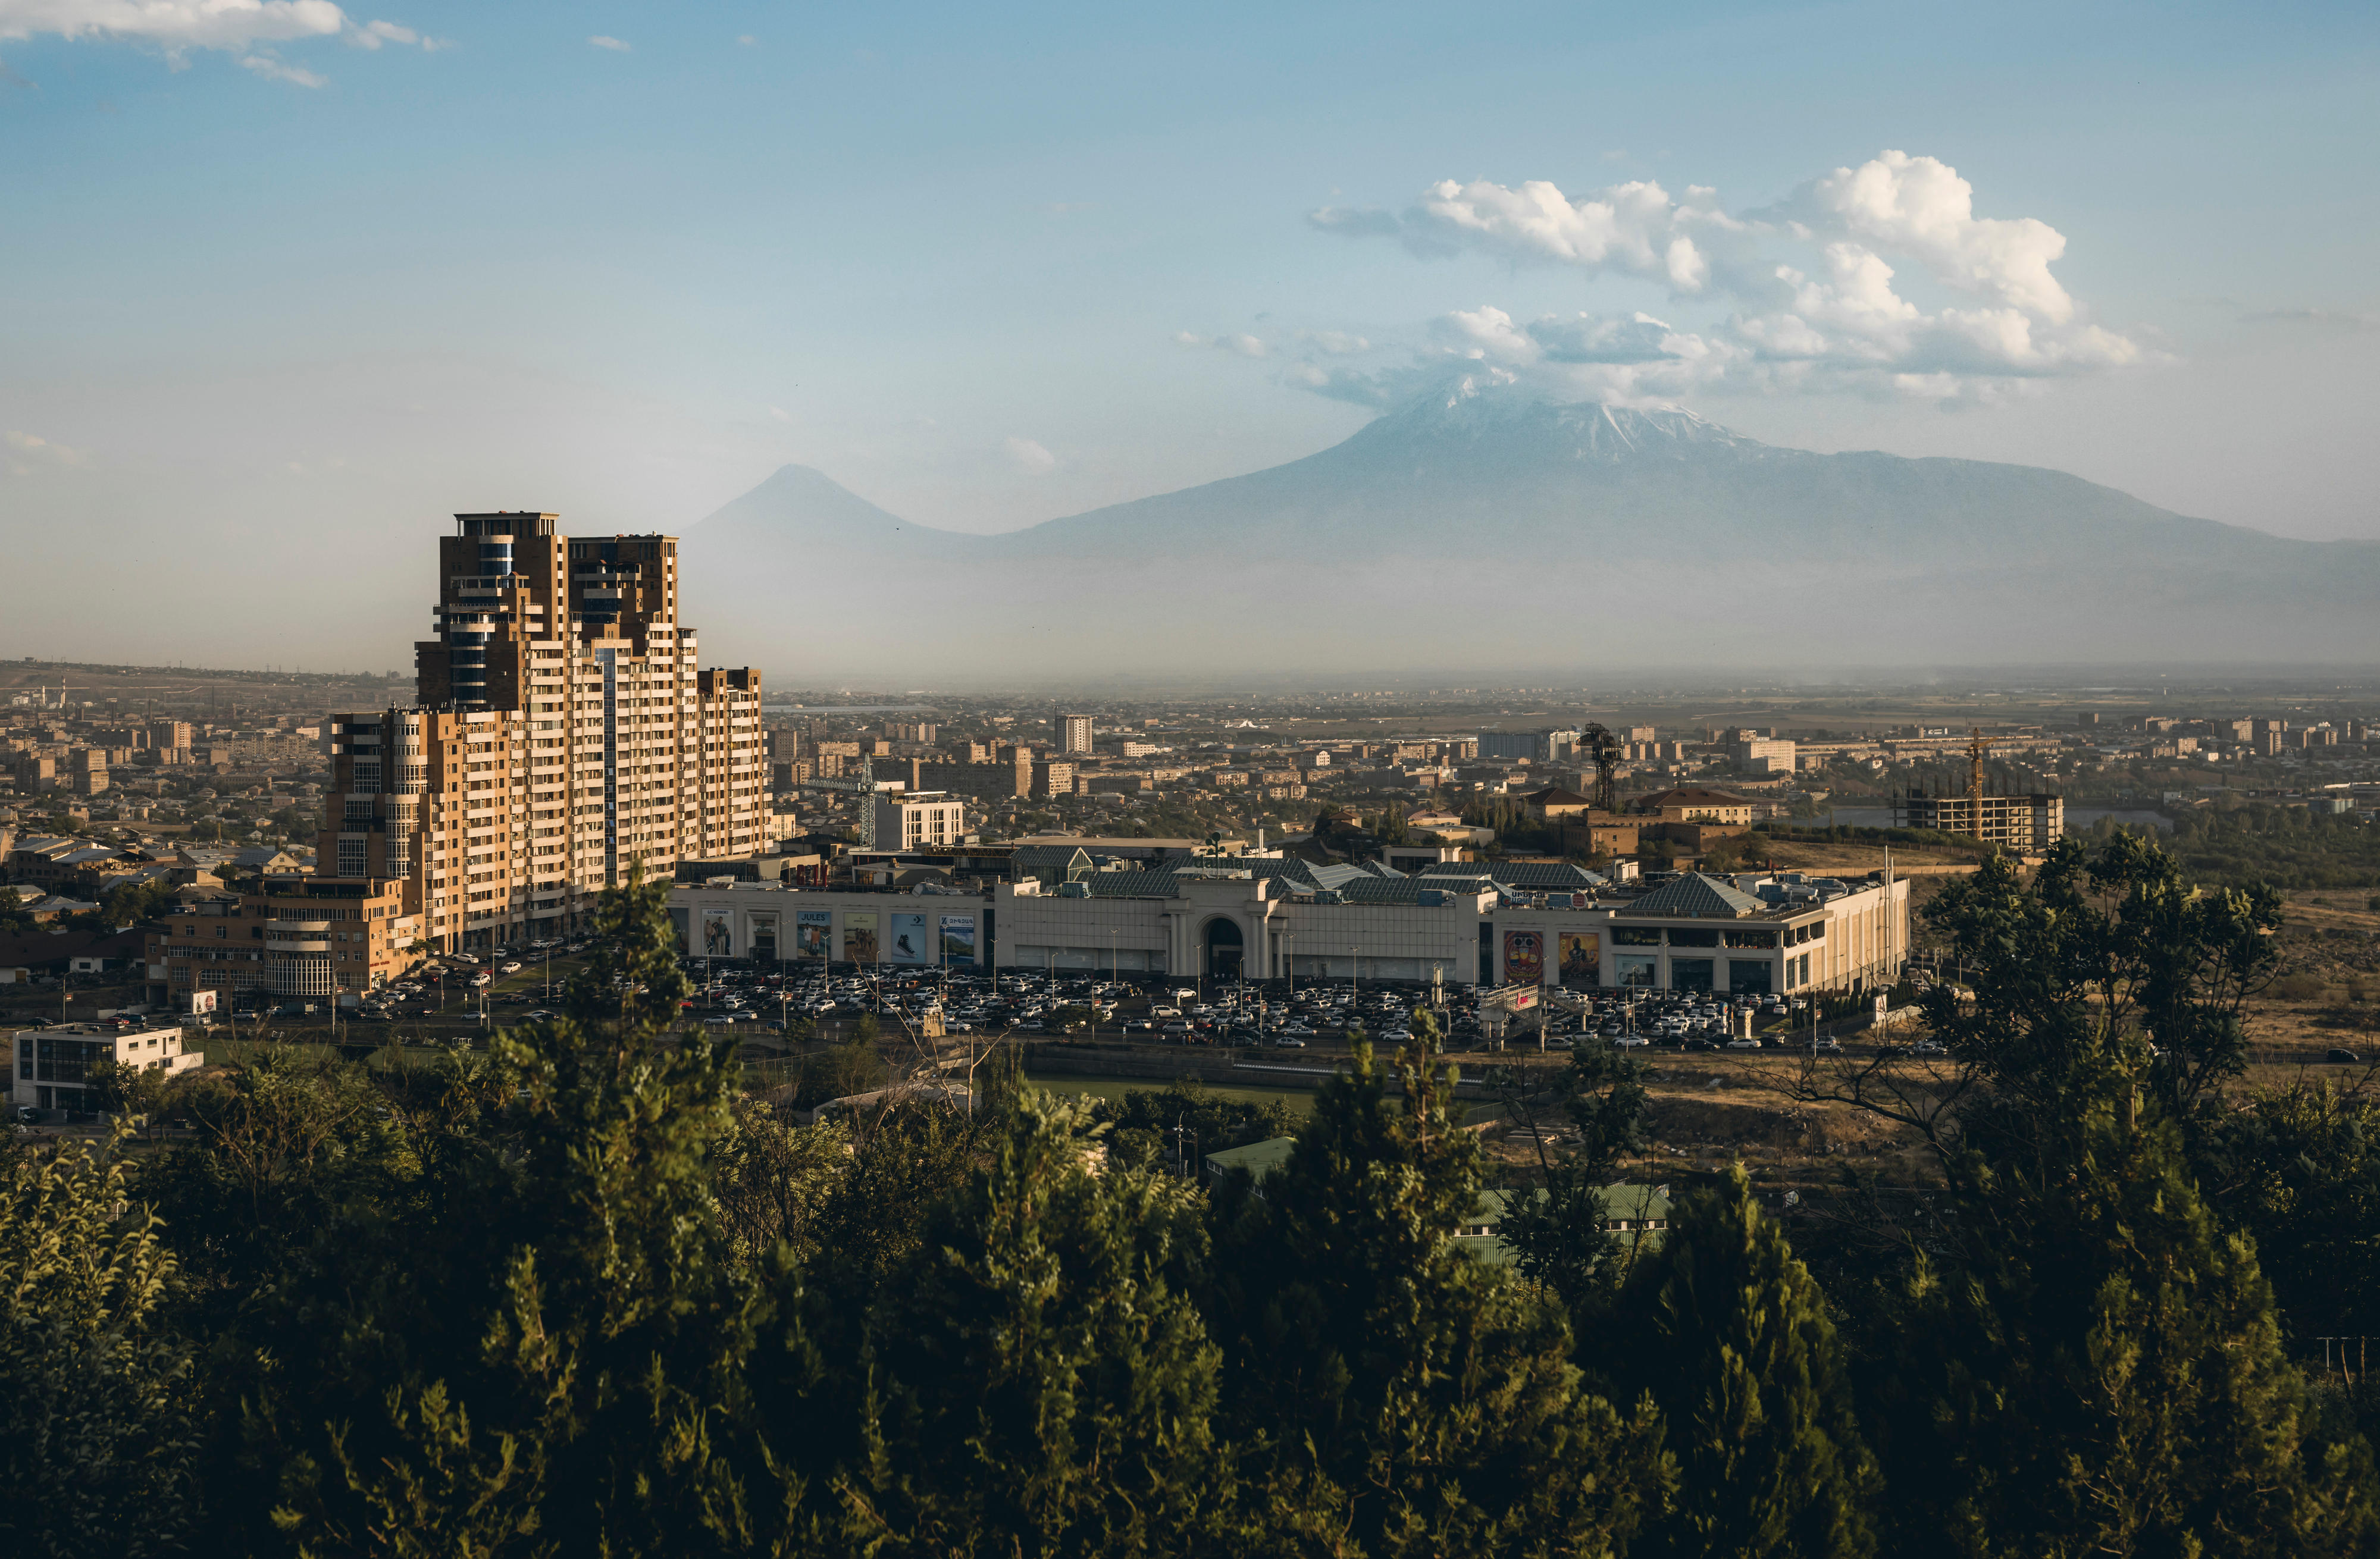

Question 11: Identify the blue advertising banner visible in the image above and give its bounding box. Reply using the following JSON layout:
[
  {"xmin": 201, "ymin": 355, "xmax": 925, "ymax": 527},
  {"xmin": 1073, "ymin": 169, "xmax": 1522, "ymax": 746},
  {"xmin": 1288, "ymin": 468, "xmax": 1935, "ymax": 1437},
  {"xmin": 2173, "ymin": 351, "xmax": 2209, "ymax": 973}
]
[{"xmin": 940, "ymin": 914, "xmax": 976, "ymax": 965}]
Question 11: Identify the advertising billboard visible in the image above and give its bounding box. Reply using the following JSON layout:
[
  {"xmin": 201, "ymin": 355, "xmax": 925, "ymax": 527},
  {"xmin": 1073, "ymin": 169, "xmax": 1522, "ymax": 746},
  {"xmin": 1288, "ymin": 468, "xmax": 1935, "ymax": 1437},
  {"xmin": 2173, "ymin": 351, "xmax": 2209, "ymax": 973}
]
[
  {"xmin": 888, "ymin": 912, "xmax": 928, "ymax": 964},
  {"xmin": 1502, "ymin": 928, "xmax": 1544, "ymax": 987},
  {"xmin": 702, "ymin": 912, "xmax": 733, "ymax": 959},
  {"xmin": 795, "ymin": 909, "xmax": 832, "ymax": 959},
  {"xmin": 940, "ymin": 914, "xmax": 977, "ymax": 965},
  {"xmin": 1558, "ymin": 931, "xmax": 1601, "ymax": 988},
  {"xmin": 843, "ymin": 912, "xmax": 878, "ymax": 964}
]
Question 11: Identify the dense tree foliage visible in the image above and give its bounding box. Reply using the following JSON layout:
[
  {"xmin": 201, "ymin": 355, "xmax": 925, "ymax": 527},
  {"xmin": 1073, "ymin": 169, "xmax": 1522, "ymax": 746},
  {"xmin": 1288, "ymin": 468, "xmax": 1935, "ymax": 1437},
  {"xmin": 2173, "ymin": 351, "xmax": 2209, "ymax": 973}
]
[
  {"xmin": 1616, "ymin": 1166, "xmax": 1879, "ymax": 1559},
  {"xmin": 2164, "ymin": 805, "xmax": 2380, "ymax": 890},
  {"xmin": 8, "ymin": 838, "xmax": 2380, "ymax": 1554},
  {"xmin": 0, "ymin": 1130, "xmax": 197, "ymax": 1559}
]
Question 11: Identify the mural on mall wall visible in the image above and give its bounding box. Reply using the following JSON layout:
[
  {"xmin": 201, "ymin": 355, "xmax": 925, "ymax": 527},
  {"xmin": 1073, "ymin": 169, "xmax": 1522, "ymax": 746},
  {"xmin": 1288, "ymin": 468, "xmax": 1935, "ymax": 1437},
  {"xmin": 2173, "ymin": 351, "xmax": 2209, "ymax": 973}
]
[
  {"xmin": 843, "ymin": 912, "xmax": 878, "ymax": 964},
  {"xmin": 703, "ymin": 912, "xmax": 732, "ymax": 959},
  {"xmin": 796, "ymin": 910, "xmax": 831, "ymax": 958},
  {"xmin": 1502, "ymin": 929, "xmax": 1543, "ymax": 987},
  {"xmin": 890, "ymin": 912, "xmax": 928, "ymax": 964},
  {"xmin": 1558, "ymin": 931, "xmax": 1601, "ymax": 987}
]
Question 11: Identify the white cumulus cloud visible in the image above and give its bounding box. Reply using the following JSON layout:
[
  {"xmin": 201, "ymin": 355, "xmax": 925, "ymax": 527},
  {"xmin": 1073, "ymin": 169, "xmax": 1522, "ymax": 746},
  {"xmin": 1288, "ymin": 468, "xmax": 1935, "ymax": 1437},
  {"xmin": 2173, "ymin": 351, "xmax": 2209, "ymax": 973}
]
[
  {"xmin": 1002, "ymin": 436, "xmax": 1057, "ymax": 475},
  {"xmin": 1307, "ymin": 150, "xmax": 2144, "ymax": 406},
  {"xmin": 1175, "ymin": 330, "xmax": 1268, "ymax": 359},
  {"xmin": 237, "ymin": 48, "xmax": 321, "ymax": 84},
  {"xmin": 587, "ymin": 33, "xmax": 628, "ymax": 51},
  {"xmin": 4, "ymin": 429, "xmax": 94, "ymax": 475},
  {"xmin": 0, "ymin": 2, "xmax": 446, "ymax": 75},
  {"xmin": 0, "ymin": 0, "xmax": 346, "ymax": 49}
]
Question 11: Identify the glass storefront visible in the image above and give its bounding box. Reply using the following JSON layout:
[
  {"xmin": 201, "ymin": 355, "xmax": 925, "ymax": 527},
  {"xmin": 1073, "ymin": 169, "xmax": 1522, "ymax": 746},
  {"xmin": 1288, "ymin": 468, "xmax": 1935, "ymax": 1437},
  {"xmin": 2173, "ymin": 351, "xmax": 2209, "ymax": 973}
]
[
  {"xmin": 1670, "ymin": 958, "xmax": 1715, "ymax": 992},
  {"xmin": 1728, "ymin": 960, "xmax": 1773, "ymax": 996}
]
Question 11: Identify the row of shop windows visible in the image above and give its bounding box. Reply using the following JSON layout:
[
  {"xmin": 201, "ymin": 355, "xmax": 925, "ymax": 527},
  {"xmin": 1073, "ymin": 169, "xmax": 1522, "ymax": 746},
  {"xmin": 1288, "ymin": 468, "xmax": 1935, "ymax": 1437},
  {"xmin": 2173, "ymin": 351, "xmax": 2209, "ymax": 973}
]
[
  {"xmin": 1608, "ymin": 952, "xmax": 1819, "ymax": 994},
  {"xmin": 1609, "ymin": 924, "xmax": 1803, "ymax": 949}
]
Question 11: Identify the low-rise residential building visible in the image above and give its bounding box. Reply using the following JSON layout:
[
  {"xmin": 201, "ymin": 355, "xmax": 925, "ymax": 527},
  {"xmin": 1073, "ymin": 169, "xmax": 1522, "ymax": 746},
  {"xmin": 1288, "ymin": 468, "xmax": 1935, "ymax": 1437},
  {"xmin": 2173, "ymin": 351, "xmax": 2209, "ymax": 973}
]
[
  {"xmin": 1636, "ymin": 787, "xmax": 1758, "ymax": 826},
  {"xmin": 12, "ymin": 1021, "xmax": 203, "ymax": 1115},
  {"xmin": 145, "ymin": 875, "xmax": 421, "ymax": 1008}
]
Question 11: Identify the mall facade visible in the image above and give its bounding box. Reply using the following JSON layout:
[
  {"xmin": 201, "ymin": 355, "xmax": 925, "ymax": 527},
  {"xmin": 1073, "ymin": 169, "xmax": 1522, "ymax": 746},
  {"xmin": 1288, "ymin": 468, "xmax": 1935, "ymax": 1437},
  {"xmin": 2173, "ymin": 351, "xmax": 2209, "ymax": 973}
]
[{"xmin": 669, "ymin": 863, "xmax": 1910, "ymax": 999}]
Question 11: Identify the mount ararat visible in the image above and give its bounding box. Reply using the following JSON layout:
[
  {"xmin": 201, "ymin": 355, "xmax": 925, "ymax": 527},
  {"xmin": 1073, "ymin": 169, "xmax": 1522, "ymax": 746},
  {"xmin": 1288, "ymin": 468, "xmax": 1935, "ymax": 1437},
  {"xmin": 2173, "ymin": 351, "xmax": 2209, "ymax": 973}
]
[{"xmin": 683, "ymin": 389, "xmax": 2380, "ymax": 683}]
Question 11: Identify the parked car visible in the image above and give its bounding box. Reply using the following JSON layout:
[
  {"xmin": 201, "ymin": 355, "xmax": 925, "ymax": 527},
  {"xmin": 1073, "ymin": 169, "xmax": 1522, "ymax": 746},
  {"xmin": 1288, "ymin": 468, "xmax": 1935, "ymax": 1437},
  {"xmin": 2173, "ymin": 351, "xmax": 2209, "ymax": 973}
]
[
  {"xmin": 1912, "ymin": 1039, "xmax": 1949, "ymax": 1057},
  {"xmin": 1724, "ymin": 1037, "xmax": 1763, "ymax": 1050},
  {"xmin": 2328, "ymin": 1048, "xmax": 2364, "ymax": 1064}
]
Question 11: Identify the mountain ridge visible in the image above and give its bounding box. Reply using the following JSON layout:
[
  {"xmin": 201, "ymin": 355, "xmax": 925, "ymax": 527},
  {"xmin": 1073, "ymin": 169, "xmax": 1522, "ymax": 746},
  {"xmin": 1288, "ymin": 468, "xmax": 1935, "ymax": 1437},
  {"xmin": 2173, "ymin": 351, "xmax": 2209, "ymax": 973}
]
[{"xmin": 681, "ymin": 390, "xmax": 2380, "ymax": 679}]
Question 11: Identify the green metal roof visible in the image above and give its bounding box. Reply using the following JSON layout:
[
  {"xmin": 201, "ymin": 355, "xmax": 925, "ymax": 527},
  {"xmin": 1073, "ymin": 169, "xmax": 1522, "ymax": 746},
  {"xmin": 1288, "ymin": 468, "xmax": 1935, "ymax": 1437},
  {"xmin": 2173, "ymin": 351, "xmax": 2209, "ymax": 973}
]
[
  {"xmin": 1618, "ymin": 873, "xmax": 1767, "ymax": 920},
  {"xmin": 1204, "ymin": 1136, "xmax": 1297, "ymax": 1181}
]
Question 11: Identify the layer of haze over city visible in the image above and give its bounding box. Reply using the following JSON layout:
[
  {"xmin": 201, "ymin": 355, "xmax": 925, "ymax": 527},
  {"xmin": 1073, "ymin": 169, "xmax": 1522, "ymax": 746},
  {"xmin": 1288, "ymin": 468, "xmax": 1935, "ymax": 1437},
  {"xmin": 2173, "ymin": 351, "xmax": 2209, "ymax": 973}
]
[{"xmin": 2, "ymin": 0, "xmax": 2376, "ymax": 680}]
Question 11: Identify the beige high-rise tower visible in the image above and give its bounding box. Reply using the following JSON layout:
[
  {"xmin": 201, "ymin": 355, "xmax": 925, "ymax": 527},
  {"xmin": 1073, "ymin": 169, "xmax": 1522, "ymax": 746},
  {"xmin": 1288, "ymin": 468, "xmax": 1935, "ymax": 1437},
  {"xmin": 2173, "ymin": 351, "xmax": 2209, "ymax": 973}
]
[{"xmin": 320, "ymin": 512, "xmax": 763, "ymax": 952}]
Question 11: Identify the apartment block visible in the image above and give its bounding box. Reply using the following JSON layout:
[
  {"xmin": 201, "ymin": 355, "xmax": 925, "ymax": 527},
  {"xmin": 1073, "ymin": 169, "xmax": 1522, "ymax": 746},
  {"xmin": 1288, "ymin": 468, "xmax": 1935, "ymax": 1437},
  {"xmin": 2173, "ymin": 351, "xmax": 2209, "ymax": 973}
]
[
  {"xmin": 869, "ymin": 791, "xmax": 966, "ymax": 851},
  {"xmin": 916, "ymin": 754, "xmax": 1031, "ymax": 801},
  {"xmin": 1057, "ymin": 714, "xmax": 1095, "ymax": 756},
  {"xmin": 318, "ymin": 512, "xmax": 764, "ymax": 952},
  {"xmin": 1892, "ymin": 791, "xmax": 2065, "ymax": 851}
]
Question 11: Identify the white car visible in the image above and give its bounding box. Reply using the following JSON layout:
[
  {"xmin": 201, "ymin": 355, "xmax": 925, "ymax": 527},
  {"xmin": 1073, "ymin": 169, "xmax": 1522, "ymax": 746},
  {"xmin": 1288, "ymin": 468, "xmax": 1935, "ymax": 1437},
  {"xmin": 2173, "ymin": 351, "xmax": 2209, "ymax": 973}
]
[
  {"xmin": 1612, "ymin": 1036, "xmax": 1650, "ymax": 1048},
  {"xmin": 1724, "ymin": 1037, "xmax": 1762, "ymax": 1050}
]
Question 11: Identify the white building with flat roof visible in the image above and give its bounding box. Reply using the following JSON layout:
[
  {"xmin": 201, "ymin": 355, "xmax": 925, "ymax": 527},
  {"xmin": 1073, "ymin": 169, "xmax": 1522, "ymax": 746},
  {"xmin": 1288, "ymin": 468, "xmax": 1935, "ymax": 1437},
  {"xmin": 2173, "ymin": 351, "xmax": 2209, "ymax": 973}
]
[{"xmin": 12, "ymin": 1022, "xmax": 202, "ymax": 1116}]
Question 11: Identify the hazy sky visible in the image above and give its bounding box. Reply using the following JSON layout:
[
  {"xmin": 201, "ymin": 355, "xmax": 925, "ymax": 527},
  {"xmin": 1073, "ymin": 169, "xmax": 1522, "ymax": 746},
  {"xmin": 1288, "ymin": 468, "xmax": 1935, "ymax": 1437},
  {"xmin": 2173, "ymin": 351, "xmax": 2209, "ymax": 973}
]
[{"xmin": 2, "ymin": 1, "xmax": 2375, "ymax": 667}]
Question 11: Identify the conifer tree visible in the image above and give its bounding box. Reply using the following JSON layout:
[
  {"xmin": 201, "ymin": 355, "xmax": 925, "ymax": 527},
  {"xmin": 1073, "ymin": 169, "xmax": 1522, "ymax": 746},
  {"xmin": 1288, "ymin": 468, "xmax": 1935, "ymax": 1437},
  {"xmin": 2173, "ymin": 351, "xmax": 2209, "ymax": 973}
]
[
  {"xmin": 1617, "ymin": 1165, "xmax": 1878, "ymax": 1559},
  {"xmin": 1874, "ymin": 1086, "xmax": 2376, "ymax": 1557},
  {"xmin": 1206, "ymin": 1040, "xmax": 1668, "ymax": 1557},
  {"xmin": 828, "ymin": 1094, "xmax": 1232, "ymax": 1557},
  {"xmin": 240, "ymin": 864, "xmax": 781, "ymax": 1557}
]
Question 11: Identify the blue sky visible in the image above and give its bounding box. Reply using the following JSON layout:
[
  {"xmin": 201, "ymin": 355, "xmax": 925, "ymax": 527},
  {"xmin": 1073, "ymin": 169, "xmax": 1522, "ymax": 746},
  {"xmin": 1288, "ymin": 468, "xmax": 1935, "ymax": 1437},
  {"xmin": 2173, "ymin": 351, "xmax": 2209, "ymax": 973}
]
[{"xmin": 1, "ymin": 1, "xmax": 2375, "ymax": 663}]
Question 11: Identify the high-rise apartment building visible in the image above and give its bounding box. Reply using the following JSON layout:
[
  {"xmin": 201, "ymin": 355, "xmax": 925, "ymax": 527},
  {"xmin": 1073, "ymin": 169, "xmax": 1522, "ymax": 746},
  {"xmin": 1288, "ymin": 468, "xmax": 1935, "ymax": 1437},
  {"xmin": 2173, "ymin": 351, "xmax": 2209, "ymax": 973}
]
[
  {"xmin": 1057, "ymin": 714, "xmax": 1094, "ymax": 755},
  {"xmin": 321, "ymin": 512, "xmax": 764, "ymax": 952}
]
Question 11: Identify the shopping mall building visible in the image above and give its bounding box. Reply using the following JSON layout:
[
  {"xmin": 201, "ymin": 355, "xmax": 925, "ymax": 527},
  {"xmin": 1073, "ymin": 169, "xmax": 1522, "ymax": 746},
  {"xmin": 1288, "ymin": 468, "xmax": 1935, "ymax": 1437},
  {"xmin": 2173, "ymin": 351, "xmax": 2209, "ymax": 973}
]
[{"xmin": 669, "ymin": 852, "xmax": 1910, "ymax": 999}]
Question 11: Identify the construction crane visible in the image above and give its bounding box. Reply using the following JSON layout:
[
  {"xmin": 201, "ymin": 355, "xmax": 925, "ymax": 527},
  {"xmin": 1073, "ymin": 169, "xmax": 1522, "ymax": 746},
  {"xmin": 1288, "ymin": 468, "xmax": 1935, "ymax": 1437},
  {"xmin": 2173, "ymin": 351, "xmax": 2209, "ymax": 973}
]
[
  {"xmin": 1579, "ymin": 722, "xmax": 1622, "ymax": 813},
  {"xmin": 1966, "ymin": 726, "xmax": 1987, "ymax": 842}
]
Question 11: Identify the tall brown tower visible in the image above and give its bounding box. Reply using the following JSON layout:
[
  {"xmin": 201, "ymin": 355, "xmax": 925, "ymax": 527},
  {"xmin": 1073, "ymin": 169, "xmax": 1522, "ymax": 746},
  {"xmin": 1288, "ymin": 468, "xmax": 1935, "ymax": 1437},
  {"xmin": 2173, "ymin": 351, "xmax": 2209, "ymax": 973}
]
[{"xmin": 321, "ymin": 512, "xmax": 765, "ymax": 954}]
